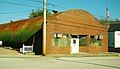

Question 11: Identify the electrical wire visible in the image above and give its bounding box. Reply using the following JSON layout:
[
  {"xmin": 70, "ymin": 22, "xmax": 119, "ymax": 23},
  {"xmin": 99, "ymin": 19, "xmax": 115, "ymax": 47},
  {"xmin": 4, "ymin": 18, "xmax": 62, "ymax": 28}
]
[
  {"xmin": 26, "ymin": 0, "xmax": 43, "ymax": 3},
  {"xmin": 0, "ymin": 1, "xmax": 41, "ymax": 8},
  {"xmin": 0, "ymin": 10, "xmax": 30, "ymax": 14},
  {"xmin": 0, "ymin": 0, "xmax": 108, "ymax": 20},
  {"xmin": 26, "ymin": 0, "xmax": 68, "ymax": 9}
]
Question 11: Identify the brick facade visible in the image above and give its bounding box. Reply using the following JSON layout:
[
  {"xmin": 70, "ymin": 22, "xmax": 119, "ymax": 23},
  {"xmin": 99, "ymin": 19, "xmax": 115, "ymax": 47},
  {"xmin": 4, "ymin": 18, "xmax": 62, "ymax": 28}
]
[{"xmin": 46, "ymin": 10, "xmax": 108, "ymax": 54}]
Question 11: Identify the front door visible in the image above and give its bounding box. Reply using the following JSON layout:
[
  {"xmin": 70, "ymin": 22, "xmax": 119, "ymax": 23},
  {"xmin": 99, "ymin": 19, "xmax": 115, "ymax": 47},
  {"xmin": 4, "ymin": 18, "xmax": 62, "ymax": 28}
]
[{"xmin": 71, "ymin": 38, "xmax": 79, "ymax": 54}]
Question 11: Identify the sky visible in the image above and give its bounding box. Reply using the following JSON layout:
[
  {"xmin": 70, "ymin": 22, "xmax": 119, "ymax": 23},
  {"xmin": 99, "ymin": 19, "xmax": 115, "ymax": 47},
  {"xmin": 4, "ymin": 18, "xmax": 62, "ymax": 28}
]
[{"xmin": 0, "ymin": 0, "xmax": 120, "ymax": 24}]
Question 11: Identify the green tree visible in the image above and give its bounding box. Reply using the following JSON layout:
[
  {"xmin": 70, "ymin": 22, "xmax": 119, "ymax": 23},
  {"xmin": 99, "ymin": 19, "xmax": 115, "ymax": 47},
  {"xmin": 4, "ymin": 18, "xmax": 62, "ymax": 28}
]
[{"xmin": 28, "ymin": 9, "xmax": 52, "ymax": 18}]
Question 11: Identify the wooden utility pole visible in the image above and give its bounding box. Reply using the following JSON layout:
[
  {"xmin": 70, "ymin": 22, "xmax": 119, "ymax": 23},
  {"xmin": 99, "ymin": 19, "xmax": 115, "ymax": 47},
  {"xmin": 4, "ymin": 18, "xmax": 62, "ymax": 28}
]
[{"xmin": 43, "ymin": 0, "xmax": 46, "ymax": 56}]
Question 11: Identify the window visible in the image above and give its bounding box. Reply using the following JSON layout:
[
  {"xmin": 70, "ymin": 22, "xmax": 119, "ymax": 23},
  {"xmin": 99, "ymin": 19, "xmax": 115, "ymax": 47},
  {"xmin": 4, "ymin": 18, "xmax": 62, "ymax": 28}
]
[
  {"xmin": 73, "ymin": 40, "xmax": 76, "ymax": 44},
  {"xmin": 90, "ymin": 35, "xmax": 103, "ymax": 46},
  {"xmin": 71, "ymin": 35, "xmax": 78, "ymax": 38},
  {"xmin": 52, "ymin": 33, "xmax": 70, "ymax": 47},
  {"xmin": 79, "ymin": 35, "xmax": 89, "ymax": 46}
]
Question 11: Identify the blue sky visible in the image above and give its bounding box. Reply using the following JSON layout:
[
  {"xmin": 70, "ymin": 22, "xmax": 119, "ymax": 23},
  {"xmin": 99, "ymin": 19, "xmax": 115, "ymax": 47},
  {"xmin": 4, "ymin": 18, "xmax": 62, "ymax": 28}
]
[{"xmin": 0, "ymin": 0, "xmax": 120, "ymax": 24}]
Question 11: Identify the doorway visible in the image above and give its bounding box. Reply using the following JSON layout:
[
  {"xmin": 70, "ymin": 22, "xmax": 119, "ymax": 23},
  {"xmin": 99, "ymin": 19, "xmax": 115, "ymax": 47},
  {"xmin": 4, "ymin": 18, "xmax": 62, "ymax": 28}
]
[{"xmin": 71, "ymin": 35, "xmax": 79, "ymax": 54}]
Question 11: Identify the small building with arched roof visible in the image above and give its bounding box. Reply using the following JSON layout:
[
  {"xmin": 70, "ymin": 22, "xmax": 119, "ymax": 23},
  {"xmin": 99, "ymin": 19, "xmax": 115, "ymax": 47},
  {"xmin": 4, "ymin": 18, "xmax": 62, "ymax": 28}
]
[{"xmin": 46, "ymin": 9, "xmax": 108, "ymax": 54}]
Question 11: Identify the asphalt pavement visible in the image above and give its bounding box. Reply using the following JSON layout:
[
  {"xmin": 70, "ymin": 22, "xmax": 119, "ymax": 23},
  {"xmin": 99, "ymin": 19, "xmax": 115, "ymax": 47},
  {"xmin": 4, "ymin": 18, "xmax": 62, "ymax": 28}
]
[{"xmin": 0, "ymin": 56, "xmax": 120, "ymax": 69}]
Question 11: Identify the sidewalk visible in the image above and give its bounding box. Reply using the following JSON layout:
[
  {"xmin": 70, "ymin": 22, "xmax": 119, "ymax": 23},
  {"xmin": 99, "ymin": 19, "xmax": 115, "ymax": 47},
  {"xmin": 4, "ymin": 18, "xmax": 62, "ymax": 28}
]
[
  {"xmin": 0, "ymin": 52, "xmax": 120, "ymax": 58},
  {"xmin": 47, "ymin": 52, "xmax": 120, "ymax": 57},
  {"xmin": 0, "ymin": 47, "xmax": 42, "ymax": 58},
  {"xmin": 0, "ymin": 47, "xmax": 120, "ymax": 58},
  {"xmin": 0, "ymin": 54, "xmax": 42, "ymax": 58}
]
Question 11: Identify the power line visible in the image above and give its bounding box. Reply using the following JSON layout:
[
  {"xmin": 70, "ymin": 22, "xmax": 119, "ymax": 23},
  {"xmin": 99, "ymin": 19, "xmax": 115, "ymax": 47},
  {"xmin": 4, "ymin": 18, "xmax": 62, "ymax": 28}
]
[
  {"xmin": 0, "ymin": 10, "xmax": 29, "ymax": 14},
  {"xmin": 0, "ymin": 0, "xmax": 107, "ymax": 20},
  {"xmin": 0, "ymin": 12, "xmax": 28, "ymax": 18},
  {"xmin": 26, "ymin": 0, "xmax": 53, "ymax": 5},
  {"xmin": 26, "ymin": 0, "xmax": 68, "ymax": 9},
  {"xmin": 0, "ymin": 1, "xmax": 41, "ymax": 8},
  {"xmin": 26, "ymin": 0, "xmax": 53, "ymax": 6},
  {"xmin": 26, "ymin": 0, "xmax": 43, "ymax": 3}
]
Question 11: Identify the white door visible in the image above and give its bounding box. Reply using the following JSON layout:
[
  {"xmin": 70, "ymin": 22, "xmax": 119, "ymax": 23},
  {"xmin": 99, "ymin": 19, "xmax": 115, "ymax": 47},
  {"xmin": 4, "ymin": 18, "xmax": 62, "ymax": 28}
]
[{"xmin": 71, "ymin": 38, "xmax": 79, "ymax": 54}]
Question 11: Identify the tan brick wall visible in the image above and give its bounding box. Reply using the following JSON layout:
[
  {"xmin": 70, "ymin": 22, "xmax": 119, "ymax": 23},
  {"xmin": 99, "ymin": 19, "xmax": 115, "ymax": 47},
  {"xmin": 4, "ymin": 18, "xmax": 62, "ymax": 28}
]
[
  {"xmin": 45, "ymin": 10, "xmax": 108, "ymax": 54},
  {"xmin": 49, "ymin": 47, "xmax": 71, "ymax": 54},
  {"xmin": 89, "ymin": 46, "xmax": 102, "ymax": 54},
  {"xmin": 102, "ymin": 32, "xmax": 108, "ymax": 52},
  {"xmin": 79, "ymin": 46, "xmax": 89, "ymax": 53}
]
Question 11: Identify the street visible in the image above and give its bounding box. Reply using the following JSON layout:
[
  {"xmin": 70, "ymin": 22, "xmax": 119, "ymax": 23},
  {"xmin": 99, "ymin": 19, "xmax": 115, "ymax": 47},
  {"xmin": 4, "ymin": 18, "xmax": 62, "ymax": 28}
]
[{"xmin": 0, "ymin": 57, "xmax": 120, "ymax": 69}]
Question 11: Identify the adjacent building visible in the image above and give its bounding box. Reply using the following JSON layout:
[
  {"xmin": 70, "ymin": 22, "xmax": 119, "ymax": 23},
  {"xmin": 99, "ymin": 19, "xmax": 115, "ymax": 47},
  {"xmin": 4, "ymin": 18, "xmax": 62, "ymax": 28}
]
[{"xmin": 108, "ymin": 23, "xmax": 120, "ymax": 52}]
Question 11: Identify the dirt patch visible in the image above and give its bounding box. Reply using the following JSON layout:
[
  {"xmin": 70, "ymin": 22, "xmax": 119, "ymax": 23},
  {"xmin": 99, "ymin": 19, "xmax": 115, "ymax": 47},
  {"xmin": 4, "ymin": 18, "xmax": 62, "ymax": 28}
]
[{"xmin": 0, "ymin": 47, "xmax": 22, "ymax": 55}]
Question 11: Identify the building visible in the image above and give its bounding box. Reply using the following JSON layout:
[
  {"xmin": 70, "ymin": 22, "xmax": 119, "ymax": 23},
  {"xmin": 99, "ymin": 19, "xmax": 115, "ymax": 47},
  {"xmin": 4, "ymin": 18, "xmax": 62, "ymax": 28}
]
[
  {"xmin": 108, "ymin": 23, "xmax": 120, "ymax": 52},
  {"xmin": 0, "ymin": 9, "xmax": 108, "ymax": 55}
]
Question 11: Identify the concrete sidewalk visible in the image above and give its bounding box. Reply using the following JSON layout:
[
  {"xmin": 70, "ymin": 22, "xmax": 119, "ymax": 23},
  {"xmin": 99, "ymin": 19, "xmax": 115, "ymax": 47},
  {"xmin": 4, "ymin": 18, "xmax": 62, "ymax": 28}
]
[
  {"xmin": 47, "ymin": 52, "xmax": 120, "ymax": 57},
  {"xmin": 0, "ymin": 54, "xmax": 42, "ymax": 58},
  {"xmin": 0, "ymin": 47, "xmax": 120, "ymax": 58},
  {"xmin": 0, "ymin": 52, "xmax": 120, "ymax": 58}
]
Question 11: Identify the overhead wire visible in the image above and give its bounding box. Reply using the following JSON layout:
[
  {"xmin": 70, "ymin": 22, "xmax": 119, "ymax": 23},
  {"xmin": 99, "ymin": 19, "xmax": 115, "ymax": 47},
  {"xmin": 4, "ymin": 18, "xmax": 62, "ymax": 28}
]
[
  {"xmin": 0, "ymin": 0, "xmax": 68, "ymax": 13},
  {"xmin": 0, "ymin": 0, "xmax": 106, "ymax": 20},
  {"xmin": 0, "ymin": 0, "xmax": 42, "ymax": 17},
  {"xmin": 0, "ymin": 1, "xmax": 41, "ymax": 8},
  {"xmin": 0, "ymin": 10, "xmax": 32, "ymax": 15},
  {"xmin": 26, "ymin": 0, "xmax": 43, "ymax": 3},
  {"xmin": 26, "ymin": 0, "xmax": 68, "ymax": 9},
  {"xmin": 0, "ymin": 0, "xmax": 66, "ymax": 16}
]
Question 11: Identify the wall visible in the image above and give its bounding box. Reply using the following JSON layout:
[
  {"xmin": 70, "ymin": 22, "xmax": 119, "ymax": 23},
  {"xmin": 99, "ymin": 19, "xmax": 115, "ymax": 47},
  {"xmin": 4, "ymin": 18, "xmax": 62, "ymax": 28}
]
[
  {"xmin": 108, "ymin": 32, "xmax": 114, "ymax": 48},
  {"xmin": 89, "ymin": 46, "xmax": 102, "ymax": 53},
  {"xmin": 45, "ymin": 10, "xmax": 108, "ymax": 54},
  {"xmin": 79, "ymin": 46, "xmax": 89, "ymax": 53},
  {"xmin": 102, "ymin": 32, "xmax": 108, "ymax": 52}
]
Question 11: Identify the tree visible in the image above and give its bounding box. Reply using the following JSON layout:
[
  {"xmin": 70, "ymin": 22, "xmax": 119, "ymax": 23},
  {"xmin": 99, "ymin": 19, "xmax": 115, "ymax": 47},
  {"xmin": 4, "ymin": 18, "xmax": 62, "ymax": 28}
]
[
  {"xmin": 28, "ymin": 9, "xmax": 52, "ymax": 18},
  {"xmin": 115, "ymin": 18, "xmax": 120, "ymax": 22}
]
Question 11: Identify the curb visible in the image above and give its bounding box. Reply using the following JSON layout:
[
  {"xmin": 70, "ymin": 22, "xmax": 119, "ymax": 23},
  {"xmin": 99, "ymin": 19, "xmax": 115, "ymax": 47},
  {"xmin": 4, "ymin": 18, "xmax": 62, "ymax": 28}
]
[
  {"xmin": 0, "ymin": 55, "xmax": 42, "ymax": 58},
  {"xmin": 47, "ymin": 54, "xmax": 120, "ymax": 58},
  {"xmin": 0, "ymin": 54, "xmax": 120, "ymax": 58}
]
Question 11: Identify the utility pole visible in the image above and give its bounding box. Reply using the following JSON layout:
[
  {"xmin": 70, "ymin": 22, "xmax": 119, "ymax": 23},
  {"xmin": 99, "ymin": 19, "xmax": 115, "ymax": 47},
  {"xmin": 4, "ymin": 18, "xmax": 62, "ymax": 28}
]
[{"xmin": 43, "ymin": 0, "xmax": 46, "ymax": 56}]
